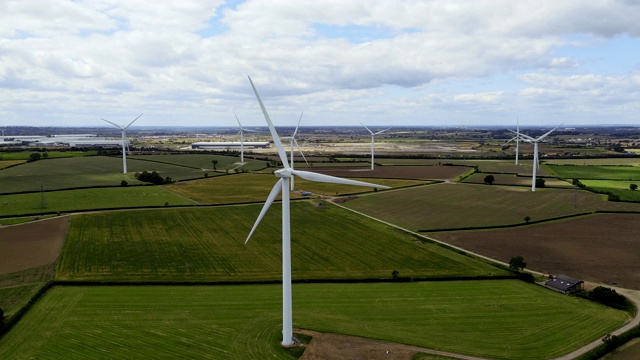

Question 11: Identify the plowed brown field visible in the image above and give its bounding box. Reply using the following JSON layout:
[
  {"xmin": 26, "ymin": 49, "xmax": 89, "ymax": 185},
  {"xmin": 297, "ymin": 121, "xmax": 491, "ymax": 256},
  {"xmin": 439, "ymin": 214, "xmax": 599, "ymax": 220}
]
[
  {"xmin": 0, "ymin": 216, "xmax": 69, "ymax": 274},
  {"xmin": 430, "ymin": 213, "xmax": 640, "ymax": 289}
]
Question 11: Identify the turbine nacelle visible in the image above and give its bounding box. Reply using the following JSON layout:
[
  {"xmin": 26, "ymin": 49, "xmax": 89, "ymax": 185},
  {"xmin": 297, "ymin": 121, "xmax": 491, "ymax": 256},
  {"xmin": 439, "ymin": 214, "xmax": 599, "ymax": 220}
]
[{"xmin": 275, "ymin": 168, "xmax": 293, "ymax": 178}]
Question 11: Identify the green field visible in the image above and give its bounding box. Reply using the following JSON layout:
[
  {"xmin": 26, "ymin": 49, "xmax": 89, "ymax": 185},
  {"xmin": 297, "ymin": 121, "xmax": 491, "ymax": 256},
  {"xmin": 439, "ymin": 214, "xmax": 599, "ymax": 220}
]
[
  {"xmin": 0, "ymin": 156, "xmax": 221, "ymax": 194},
  {"xmin": 546, "ymin": 158, "xmax": 640, "ymax": 166},
  {"xmin": 581, "ymin": 180, "xmax": 640, "ymax": 202},
  {"xmin": 0, "ymin": 160, "xmax": 25, "ymax": 169},
  {"xmin": 342, "ymin": 183, "xmax": 640, "ymax": 230},
  {"xmin": 56, "ymin": 204, "xmax": 506, "ymax": 282},
  {"xmin": 0, "ymin": 150, "xmax": 97, "ymax": 160},
  {"xmin": 546, "ymin": 165, "xmax": 640, "ymax": 181},
  {"xmin": 0, "ymin": 282, "xmax": 628, "ymax": 359},
  {"xmin": 0, "ymin": 186, "xmax": 197, "ymax": 217},
  {"xmin": 166, "ymin": 173, "xmax": 426, "ymax": 204},
  {"xmin": 129, "ymin": 154, "xmax": 269, "ymax": 172}
]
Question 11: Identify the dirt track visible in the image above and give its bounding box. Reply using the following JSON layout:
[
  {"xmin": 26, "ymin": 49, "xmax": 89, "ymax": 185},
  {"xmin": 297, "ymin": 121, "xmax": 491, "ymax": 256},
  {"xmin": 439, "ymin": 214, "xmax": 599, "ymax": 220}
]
[
  {"xmin": 0, "ymin": 216, "xmax": 69, "ymax": 274},
  {"xmin": 297, "ymin": 329, "xmax": 487, "ymax": 360}
]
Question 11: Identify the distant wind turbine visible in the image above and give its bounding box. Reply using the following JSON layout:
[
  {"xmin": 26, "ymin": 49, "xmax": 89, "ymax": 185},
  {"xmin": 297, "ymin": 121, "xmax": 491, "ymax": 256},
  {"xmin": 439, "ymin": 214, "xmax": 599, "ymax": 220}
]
[
  {"xmin": 361, "ymin": 123, "xmax": 390, "ymax": 171},
  {"xmin": 517, "ymin": 124, "xmax": 562, "ymax": 192},
  {"xmin": 504, "ymin": 119, "xmax": 521, "ymax": 165},
  {"xmin": 244, "ymin": 76, "xmax": 390, "ymax": 347},
  {"xmin": 281, "ymin": 112, "xmax": 308, "ymax": 191},
  {"xmin": 101, "ymin": 114, "xmax": 143, "ymax": 174},
  {"xmin": 234, "ymin": 112, "xmax": 258, "ymax": 163}
]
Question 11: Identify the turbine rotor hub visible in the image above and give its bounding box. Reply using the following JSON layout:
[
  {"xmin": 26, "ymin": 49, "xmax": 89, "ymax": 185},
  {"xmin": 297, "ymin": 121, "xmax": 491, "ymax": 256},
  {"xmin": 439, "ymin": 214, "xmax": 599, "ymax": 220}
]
[{"xmin": 275, "ymin": 168, "xmax": 292, "ymax": 178}]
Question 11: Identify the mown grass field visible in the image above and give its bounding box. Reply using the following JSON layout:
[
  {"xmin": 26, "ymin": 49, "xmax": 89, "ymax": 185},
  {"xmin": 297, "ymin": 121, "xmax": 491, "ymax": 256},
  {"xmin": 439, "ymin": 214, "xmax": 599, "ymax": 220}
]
[
  {"xmin": 0, "ymin": 186, "xmax": 197, "ymax": 217},
  {"xmin": 581, "ymin": 180, "xmax": 640, "ymax": 202},
  {"xmin": 0, "ymin": 282, "xmax": 628, "ymax": 360},
  {"xmin": 56, "ymin": 204, "xmax": 507, "ymax": 282},
  {"xmin": 342, "ymin": 183, "xmax": 640, "ymax": 230},
  {"xmin": 0, "ymin": 156, "xmax": 216, "ymax": 194},
  {"xmin": 546, "ymin": 164, "xmax": 640, "ymax": 181},
  {"xmin": 129, "ymin": 153, "xmax": 269, "ymax": 172},
  {"xmin": 166, "ymin": 173, "xmax": 426, "ymax": 204}
]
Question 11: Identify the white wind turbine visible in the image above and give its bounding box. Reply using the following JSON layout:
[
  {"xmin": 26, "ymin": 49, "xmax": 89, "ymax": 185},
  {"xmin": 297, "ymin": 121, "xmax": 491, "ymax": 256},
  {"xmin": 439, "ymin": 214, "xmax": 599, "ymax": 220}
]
[
  {"xmin": 361, "ymin": 123, "xmax": 390, "ymax": 171},
  {"xmin": 234, "ymin": 112, "xmax": 258, "ymax": 163},
  {"xmin": 504, "ymin": 119, "xmax": 521, "ymax": 165},
  {"xmin": 244, "ymin": 76, "xmax": 390, "ymax": 347},
  {"xmin": 101, "ymin": 114, "xmax": 143, "ymax": 174},
  {"xmin": 281, "ymin": 112, "xmax": 308, "ymax": 191},
  {"xmin": 517, "ymin": 124, "xmax": 562, "ymax": 192}
]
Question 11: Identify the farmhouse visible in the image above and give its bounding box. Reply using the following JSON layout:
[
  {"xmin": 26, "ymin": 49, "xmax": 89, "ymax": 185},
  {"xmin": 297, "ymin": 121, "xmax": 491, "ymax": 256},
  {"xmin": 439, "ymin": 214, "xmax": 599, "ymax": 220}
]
[
  {"xmin": 191, "ymin": 141, "xmax": 270, "ymax": 149},
  {"xmin": 544, "ymin": 275, "xmax": 584, "ymax": 294}
]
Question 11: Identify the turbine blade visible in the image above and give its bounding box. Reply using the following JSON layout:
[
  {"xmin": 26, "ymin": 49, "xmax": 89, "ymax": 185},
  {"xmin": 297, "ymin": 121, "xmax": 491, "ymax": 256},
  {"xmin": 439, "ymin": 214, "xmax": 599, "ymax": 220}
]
[
  {"xmin": 513, "ymin": 131, "xmax": 535, "ymax": 142},
  {"xmin": 292, "ymin": 112, "xmax": 303, "ymax": 137},
  {"xmin": 291, "ymin": 170, "xmax": 390, "ymax": 189},
  {"xmin": 360, "ymin": 122, "xmax": 374, "ymax": 135},
  {"xmin": 537, "ymin": 123, "xmax": 563, "ymax": 141},
  {"xmin": 101, "ymin": 118, "xmax": 122, "ymax": 129},
  {"xmin": 124, "ymin": 113, "xmax": 143, "ymax": 129},
  {"xmin": 248, "ymin": 76, "xmax": 290, "ymax": 168},
  {"xmin": 234, "ymin": 112, "xmax": 242, "ymax": 128},
  {"xmin": 294, "ymin": 139, "xmax": 308, "ymax": 164},
  {"xmin": 245, "ymin": 179, "xmax": 283, "ymax": 244},
  {"xmin": 374, "ymin": 128, "xmax": 391, "ymax": 135}
]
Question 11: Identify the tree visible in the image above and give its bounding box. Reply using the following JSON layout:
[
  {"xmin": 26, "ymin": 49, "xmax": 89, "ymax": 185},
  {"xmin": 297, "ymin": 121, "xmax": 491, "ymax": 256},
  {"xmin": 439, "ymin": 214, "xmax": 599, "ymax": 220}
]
[
  {"xmin": 120, "ymin": 180, "xmax": 128, "ymax": 187},
  {"xmin": 483, "ymin": 174, "xmax": 495, "ymax": 185},
  {"xmin": 211, "ymin": 159, "xmax": 218, "ymax": 170},
  {"xmin": 535, "ymin": 178, "xmax": 546, "ymax": 188},
  {"xmin": 509, "ymin": 256, "xmax": 527, "ymax": 272},
  {"xmin": 391, "ymin": 270, "xmax": 400, "ymax": 280},
  {"xmin": 630, "ymin": 183, "xmax": 638, "ymax": 191},
  {"xmin": 524, "ymin": 216, "xmax": 531, "ymax": 224},
  {"xmin": 27, "ymin": 153, "xmax": 41, "ymax": 162}
]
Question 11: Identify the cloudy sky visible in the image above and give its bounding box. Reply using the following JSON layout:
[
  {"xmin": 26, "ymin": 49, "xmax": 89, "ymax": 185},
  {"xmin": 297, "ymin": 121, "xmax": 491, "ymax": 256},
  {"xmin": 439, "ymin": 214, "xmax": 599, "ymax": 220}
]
[{"xmin": 1, "ymin": 0, "xmax": 640, "ymax": 128}]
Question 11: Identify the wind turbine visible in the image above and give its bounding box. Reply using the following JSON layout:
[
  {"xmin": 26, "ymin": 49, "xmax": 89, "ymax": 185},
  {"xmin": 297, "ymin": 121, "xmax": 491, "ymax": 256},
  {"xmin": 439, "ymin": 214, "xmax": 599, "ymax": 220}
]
[
  {"xmin": 101, "ymin": 114, "xmax": 143, "ymax": 174},
  {"xmin": 361, "ymin": 123, "xmax": 390, "ymax": 171},
  {"xmin": 281, "ymin": 112, "xmax": 308, "ymax": 191},
  {"xmin": 234, "ymin": 112, "xmax": 258, "ymax": 163},
  {"xmin": 244, "ymin": 76, "xmax": 390, "ymax": 347},
  {"xmin": 517, "ymin": 124, "xmax": 562, "ymax": 192},
  {"xmin": 504, "ymin": 119, "xmax": 521, "ymax": 165}
]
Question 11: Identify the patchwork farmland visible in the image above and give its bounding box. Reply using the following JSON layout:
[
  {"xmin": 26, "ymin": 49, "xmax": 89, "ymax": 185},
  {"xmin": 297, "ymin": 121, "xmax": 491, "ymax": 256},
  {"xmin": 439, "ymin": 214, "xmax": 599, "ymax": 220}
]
[{"xmin": 1, "ymin": 150, "xmax": 639, "ymax": 359}]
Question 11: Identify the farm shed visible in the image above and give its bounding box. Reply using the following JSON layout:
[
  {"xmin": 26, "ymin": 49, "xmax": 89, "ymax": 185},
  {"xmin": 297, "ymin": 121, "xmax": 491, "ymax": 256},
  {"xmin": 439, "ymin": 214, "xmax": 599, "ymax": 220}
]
[{"xmin": 544, "ymin": 275, "xmax": 584, "ymax": 294}]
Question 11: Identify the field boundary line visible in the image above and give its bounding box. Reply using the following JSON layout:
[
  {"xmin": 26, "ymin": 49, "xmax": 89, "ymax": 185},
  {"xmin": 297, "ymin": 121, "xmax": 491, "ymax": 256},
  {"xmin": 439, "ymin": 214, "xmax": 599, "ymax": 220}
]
[{"xmin": 159, "ymin": 185, "xmax": 202, "ymax": 205}]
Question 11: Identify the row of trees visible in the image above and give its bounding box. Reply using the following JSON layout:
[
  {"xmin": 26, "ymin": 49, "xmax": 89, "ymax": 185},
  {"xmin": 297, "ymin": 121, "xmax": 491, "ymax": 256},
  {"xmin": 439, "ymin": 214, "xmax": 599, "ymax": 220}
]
[{"xmin": 135, "ymin": 171, "xmax": 172, "ymax": 185}]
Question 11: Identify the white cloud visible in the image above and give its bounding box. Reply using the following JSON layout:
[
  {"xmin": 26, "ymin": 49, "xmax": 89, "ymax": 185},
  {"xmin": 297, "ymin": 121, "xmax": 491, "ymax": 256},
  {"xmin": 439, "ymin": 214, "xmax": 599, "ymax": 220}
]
[{"xmin": 1, "ymin": 0, "xmax": 640, "ymax": 126}]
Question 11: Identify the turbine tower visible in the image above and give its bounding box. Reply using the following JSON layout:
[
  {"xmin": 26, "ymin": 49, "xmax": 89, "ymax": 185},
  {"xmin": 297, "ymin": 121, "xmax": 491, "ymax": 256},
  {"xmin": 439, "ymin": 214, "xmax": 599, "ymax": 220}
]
[
  {"xmin": 234, "ymin": 113, "xmax": 257, "ymax": 163},
  {"xmin": 244, "ymin": 76, "xmax": 389, "ymax": 347},
  {"xmin": 101, "ymin": 114, "xmax": 143, "ymax": 174},
  {"xmin": 361, "ymin": 123, "xmax": 390, "ymax": 171},
  {"xmin": 504, "ymin": 119, "xmax": 521, "ymax": 165},
  {"xmin": 281, "ymin": 112, "xmax": 308, "ymax": 191},
  {"xmin": 518, "ymin": 124, "xmax": 562, "ymax": 192}
]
